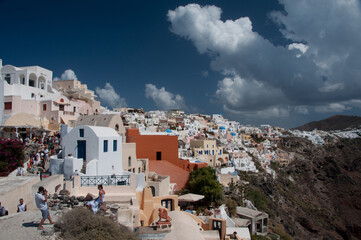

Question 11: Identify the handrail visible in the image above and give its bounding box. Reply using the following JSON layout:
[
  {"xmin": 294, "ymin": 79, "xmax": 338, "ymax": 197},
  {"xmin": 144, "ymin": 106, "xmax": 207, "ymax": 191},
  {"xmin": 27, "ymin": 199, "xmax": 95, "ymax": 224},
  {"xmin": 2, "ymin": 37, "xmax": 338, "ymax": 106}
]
[{"xmin": 80, "ymin": 175, "xmax": 130, "ymax": 186}]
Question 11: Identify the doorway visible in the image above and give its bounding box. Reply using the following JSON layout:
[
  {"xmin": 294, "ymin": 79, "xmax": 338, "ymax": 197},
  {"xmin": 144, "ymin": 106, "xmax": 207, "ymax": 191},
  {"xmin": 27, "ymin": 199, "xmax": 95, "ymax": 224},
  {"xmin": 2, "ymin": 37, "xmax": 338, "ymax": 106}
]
[
  {"xmin": 156, "ymin": 151, "xmax": 162, "ymax": 160},
  {"xmin": 77, "ymin": 140, "xmax": 86, "ymax": 160}
]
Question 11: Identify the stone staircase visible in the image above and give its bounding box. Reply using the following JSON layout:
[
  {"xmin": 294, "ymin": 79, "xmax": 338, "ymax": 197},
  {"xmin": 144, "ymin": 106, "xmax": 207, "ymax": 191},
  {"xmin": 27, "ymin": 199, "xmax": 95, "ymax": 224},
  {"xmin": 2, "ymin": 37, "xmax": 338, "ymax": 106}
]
[{"xmin": 80, "ymin": 160, "xmax": 87, "ymax": 174}]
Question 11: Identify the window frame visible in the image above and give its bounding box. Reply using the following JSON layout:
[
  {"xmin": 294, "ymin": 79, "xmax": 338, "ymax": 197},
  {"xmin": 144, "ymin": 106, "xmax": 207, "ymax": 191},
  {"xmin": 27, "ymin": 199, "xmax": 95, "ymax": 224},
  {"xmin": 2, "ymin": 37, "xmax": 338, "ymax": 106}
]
[
  {"xmin": 103, "ymin": 140, "xmax": 108, "ymax": 152},
  {"xmin": 4, "ymin": 102, "xmax": 12, "ymax": 110},
  {"xmin": 113, "ymin": 140, "xmax": 117, "ymax": 151}
]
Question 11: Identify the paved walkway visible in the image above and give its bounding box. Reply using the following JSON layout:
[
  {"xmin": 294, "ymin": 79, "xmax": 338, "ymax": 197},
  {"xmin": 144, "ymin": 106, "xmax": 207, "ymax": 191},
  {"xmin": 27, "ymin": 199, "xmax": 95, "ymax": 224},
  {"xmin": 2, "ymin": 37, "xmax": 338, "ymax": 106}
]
[{"xmin": 0, "ymin": 210, "xmax": 60, "ymax": 240}]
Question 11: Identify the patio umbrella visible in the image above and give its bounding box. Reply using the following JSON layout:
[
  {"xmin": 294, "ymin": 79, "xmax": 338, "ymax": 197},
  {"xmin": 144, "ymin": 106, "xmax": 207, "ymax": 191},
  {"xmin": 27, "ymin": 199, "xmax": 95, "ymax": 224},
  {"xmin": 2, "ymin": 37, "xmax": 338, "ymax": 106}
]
[{"xmin": 178, "ymin": 193, "xmax": 205, "ymax": 202}]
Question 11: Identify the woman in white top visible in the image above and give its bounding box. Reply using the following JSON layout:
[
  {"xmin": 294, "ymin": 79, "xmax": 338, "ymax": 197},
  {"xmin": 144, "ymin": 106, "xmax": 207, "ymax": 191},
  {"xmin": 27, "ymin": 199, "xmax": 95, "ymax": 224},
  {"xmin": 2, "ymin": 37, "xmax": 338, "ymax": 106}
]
[{"xmin": 17, "ymin": 198, "xmax": 27, "ymax": 212}]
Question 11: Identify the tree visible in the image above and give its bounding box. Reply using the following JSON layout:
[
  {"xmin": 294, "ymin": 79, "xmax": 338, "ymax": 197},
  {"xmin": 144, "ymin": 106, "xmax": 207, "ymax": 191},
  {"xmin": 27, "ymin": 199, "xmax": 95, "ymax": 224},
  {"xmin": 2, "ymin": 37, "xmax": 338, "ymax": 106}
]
[{"xmin": 188, "ymin": 167, "xmax": 223, "ymax": 202}]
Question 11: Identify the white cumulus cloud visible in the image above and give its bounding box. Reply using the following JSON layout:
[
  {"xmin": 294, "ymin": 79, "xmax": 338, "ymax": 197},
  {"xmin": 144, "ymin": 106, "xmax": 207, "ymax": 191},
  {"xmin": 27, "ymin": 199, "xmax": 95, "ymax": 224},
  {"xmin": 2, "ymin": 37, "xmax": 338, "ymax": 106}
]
[
  {"xmin": 215, "ymin": 74, "xmax": 286, "ymax": 111},
  {"xmin": 294, "ymin": 105, "xmax": 310, "ymax": 115},
  {"xmin": 224, "ymin": 105, "xmax": 290, "ymax": 119},
  {"xmin": 145, "ymin": 84, "xmax": 186, "ymax": 110},
  {"xmin": 288, "ymin": 43, "xmax": 308, "ymax": 57},
  {"xmin": 53, "ymin": 69, "xmax": 77, "ymax": 81},
  {"xmin": 318, "ymin": 82, "xmax": 344, "ymax": 93},
  {"xmin": 95, "ymin": 83, "xmax": 127, "ymax": 109},
  {"xmin": 314, "ymin": 103, "xmax": 350, "ymax": 113},
  {"xmin": 168, "ymin": 4, "xmax": 257, "ymax": 55},
  {"xmin": 168, "ymin": 1, "xmax": 361, "ymax": 118}
]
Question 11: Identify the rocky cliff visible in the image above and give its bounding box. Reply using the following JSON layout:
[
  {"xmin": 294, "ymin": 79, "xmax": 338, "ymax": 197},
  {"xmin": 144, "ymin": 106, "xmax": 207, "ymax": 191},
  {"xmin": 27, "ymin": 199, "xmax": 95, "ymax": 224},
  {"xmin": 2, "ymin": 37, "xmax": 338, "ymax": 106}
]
[{"xmin": 248, "ymin": 137, "xmax": 361, "ymax": 239}]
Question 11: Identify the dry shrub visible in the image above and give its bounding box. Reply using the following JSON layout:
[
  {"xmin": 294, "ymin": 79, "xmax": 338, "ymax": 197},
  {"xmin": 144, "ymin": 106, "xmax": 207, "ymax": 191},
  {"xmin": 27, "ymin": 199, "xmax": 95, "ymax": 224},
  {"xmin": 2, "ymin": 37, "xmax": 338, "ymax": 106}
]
[
  {"xmin": 271, "ymin": 224, "xmax": 293, "ymax": 240},
  {"xmin": 55, "ymin": 208, "xmax": 138, "ymax": 240}
]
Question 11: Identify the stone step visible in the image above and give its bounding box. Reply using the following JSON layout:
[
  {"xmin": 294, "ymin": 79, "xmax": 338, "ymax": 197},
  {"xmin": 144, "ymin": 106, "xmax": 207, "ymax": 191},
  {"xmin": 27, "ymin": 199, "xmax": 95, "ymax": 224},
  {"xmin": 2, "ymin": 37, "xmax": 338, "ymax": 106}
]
[{"xmin": 105, "ymin": 193, "xmax": 136, "ymax": 203}]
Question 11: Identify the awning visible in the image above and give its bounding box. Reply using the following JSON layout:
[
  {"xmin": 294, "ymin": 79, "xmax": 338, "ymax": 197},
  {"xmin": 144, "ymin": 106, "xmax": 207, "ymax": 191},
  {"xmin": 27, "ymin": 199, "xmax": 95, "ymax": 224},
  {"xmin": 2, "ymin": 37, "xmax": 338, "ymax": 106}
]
[
  {"xmin": 178, "ymin": 193, "xmax": 205, "ymax": 202},
  {"xmin": 5, "ymin": 112, "xmax": 44, "ymax": 128}
]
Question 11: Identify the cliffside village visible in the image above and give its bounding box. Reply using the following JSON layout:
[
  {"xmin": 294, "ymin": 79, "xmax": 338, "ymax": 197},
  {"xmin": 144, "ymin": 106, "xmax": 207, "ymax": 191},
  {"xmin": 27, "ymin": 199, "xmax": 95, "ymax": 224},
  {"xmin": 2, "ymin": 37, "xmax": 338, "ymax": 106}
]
[{"xmin": 0, "ymin": 59, "xmax": 360, "ymax": 240}]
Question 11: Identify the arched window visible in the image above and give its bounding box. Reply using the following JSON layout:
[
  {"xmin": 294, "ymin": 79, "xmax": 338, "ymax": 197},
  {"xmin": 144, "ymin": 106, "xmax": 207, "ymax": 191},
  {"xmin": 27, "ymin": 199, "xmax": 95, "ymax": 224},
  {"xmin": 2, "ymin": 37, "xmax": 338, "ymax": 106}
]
[
  {"xmin": 38, "ymin": 76, "xmax": 46, "ymax": 89},
  {"xmin": 4, "ymin": 74, "xmax": 11, "ymax": 84},
  {"xmin": 20, "ymin": 75, "xmax": 25, "ymax": 85},
  {"xmin": 60, "ymin": 98, "xmax": 64, "ymax": 103},
  {"xmin": 128, "ymin": 156, "xmax": 131, "ymax": 167},
  {"xmin": 115, "ymin": 124, "xmax": 119, "ymax": 131},
  {"xmin": 29, "ymin": 73, "xmax": 37, "ymax": 87}
]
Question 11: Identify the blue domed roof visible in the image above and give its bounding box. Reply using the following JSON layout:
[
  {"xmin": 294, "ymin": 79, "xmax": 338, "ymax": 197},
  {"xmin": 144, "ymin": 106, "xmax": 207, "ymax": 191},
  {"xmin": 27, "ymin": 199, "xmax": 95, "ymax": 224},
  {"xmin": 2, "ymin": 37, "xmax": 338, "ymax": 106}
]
[
  {"xmin": 231, "ymin": 132, "xmax": 236, "ymax": 136},
  {"xmin": 219, "ymin": 126, "xmax": 226, "ymax": 130},
  {"xmin": 165, "ymin": 129, "xmax": 172, "ymax": 133}
]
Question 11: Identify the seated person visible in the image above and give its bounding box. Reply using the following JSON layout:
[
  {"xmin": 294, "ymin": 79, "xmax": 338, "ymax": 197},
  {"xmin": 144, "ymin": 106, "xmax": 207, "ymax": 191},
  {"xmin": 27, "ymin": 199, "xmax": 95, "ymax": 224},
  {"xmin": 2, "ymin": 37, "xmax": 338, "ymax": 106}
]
[
  {"xmin": 0, "ymin": 202, "xmax": 7, "ymax": 217},
  {"xmin": 17, "ymin": 198, "xmax": 27, "ymax": 212},
  {"xmin": 86, "ymin": 199, "xmax": 100, "ymax": 214},
  {"xmin": 86, "ymin": 185, "xmax": 106, "ymax": 214}
]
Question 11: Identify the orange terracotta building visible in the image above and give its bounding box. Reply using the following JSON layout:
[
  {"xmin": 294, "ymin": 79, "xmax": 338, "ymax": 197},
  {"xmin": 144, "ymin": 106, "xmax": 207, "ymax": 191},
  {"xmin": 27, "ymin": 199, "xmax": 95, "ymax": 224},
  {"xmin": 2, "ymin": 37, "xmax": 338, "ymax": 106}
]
[{"xmin": 126, "ymin": 129, "xmax": 207, "ymax": 189}]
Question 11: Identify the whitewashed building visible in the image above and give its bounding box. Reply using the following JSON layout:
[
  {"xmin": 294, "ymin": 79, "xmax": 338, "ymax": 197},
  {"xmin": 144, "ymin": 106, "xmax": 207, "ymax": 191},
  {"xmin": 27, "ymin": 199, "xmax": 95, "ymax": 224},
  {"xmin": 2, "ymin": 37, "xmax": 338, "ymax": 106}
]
[
  {"xmin": 0, "ymin": 59, "xmax": 101, "ymax": 131},
  {"xmin": 50, "ymin": 125, "xmax": 123, "ymax": 177}
]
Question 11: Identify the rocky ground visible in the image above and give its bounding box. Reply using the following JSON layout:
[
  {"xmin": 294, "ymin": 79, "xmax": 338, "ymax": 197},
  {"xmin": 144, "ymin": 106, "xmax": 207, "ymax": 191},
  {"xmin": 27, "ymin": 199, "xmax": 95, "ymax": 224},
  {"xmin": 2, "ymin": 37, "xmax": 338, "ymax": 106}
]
[
  {"xmin": 0, "ymin": 192, "xmax": 122, "ymax": 240},
  {"xmin": 248, "ymin": 137, "xmax": 361, "ymax": 239}
]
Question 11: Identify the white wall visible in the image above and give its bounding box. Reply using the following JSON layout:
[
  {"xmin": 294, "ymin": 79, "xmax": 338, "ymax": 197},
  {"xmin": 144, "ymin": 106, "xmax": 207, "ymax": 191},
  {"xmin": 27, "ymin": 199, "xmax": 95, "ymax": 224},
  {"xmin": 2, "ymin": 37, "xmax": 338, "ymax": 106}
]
[
  {"xmin": 49, "ymin": 156, "xmax": 64, "ymax": 174},
  {"xmin": 86, "ymin": 159, "xmax": 98, "ymax": 176},
  {"xmin": 97, "ymin": 136, "xmax": 122, "ymax": 175},
  {"xmin": 62, "ymin": 126, "xmax": 123, "ymax": 176},
  {"xmin": 63, "ymin": 156, "xmax": 83, "ymax": 178}
]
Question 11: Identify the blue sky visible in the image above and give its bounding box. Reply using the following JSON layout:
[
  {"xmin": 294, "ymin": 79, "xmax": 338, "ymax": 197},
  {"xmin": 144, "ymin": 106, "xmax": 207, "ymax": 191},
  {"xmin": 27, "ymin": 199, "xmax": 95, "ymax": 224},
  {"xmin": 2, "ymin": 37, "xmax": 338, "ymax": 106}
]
[{"xmin": 1, "ymin": 0, "xmax": 361, "ymax": 128}]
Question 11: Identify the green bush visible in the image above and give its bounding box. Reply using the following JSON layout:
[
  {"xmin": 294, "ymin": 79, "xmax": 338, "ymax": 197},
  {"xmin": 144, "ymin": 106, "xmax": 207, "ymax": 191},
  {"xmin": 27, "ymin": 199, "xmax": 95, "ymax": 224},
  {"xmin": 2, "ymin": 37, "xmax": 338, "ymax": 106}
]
[
  {"xmin": 244, "ymin": 185, "xmax": 276, "ymax": 218},
  {"xmin": 250, "ymin": 134, "xmax": 265, "ymax": 143},
  {"xmin": 245, "ymin": 186, "xmax": 268, "ymax": 210},
  {"xmin": 270, "ymin": 161, "xmax": 280, "ymax": 171},
  {"xmin": 0, "ymin": 138, "xmax": 25, "ymax": 173},
  {"xmin": 55, "ymin": 208, "xmax": 138, "ymax": 240},
  {"xmin": 251, "ymin": 234, "xmax": 269, "ymax": 240},
  {"xmin": 226, "ymin": 199, "xmax": 237, "ymax": 217}
]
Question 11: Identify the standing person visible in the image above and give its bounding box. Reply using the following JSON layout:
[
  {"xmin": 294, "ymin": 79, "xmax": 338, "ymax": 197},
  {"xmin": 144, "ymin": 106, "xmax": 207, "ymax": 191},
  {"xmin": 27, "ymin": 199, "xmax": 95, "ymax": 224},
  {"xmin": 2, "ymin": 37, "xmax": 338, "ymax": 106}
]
[
  {"xmin": 44, "ymin": 148, "xmax": 49, "ymax": 162},
  {"xmin": 17, "ymin": 198, "xmax": 27, "ymax": 212},
  {"xmin": 35, "ymin": 187, "xmax": 54, "ymax": 230},
  {"xmin": 17, "ymin": 165, "xmax": 24, "ymax": 176}
]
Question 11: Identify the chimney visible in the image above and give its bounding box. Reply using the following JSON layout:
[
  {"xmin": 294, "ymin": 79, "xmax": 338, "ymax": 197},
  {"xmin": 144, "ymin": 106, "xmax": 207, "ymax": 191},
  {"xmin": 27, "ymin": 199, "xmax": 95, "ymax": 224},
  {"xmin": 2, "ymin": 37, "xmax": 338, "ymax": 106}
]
[{"xmin": 0, "ymin": 59, "xmax": 2, "ymax": 69}]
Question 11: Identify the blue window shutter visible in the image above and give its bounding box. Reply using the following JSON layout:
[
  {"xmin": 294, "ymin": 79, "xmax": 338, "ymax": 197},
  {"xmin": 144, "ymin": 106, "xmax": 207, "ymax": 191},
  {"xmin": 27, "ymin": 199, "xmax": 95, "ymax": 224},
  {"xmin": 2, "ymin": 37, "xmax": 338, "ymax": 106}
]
[
  {"xmin": 104, "ymin": 140, "xmax": 108, "ymax": 152},
  {"xmin": 113, "ymin": 140, "xmax": 117, "ymax": 151}
]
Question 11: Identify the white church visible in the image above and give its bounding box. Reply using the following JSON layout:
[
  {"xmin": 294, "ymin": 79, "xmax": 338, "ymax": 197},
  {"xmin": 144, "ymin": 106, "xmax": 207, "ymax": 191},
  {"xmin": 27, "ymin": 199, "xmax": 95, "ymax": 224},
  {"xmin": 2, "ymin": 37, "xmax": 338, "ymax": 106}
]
[{"xmin": 50, "ymin": 125, "xmax": 126, "ymax": 178}]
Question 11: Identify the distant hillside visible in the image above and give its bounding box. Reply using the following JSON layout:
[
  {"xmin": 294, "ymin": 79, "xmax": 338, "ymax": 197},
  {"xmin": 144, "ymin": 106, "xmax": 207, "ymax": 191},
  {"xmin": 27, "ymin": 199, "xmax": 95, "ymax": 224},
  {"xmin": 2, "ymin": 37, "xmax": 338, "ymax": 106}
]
[
  {"xmin": 249, "ymin": 137, "xmax": 361, "ymax": 239},
  {"xmin": 295, "ymin": 115, "xmax": 361, "ymax": 131}
]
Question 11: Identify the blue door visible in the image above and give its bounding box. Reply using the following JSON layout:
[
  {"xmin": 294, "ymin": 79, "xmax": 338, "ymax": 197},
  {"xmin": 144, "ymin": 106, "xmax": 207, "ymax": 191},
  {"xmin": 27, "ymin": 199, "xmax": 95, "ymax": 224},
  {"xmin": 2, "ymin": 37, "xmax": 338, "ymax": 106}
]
[{"xmin": 77, "ymin": 140, "xmax": 86, "ymax": 160}]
